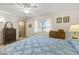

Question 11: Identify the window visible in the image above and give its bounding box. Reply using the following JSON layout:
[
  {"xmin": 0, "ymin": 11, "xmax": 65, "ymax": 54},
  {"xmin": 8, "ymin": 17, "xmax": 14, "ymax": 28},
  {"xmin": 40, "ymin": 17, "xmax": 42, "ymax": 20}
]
[{"xmin": 34, "ymin": 19, "xmax": 52, "ymax": 32}]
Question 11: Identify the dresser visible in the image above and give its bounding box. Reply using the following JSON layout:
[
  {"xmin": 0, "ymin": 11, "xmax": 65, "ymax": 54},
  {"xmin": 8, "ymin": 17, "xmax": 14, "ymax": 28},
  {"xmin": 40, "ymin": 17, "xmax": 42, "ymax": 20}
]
[{"xmin": 3, "ymin": 21, "xmax": 16, "ymax": 44}]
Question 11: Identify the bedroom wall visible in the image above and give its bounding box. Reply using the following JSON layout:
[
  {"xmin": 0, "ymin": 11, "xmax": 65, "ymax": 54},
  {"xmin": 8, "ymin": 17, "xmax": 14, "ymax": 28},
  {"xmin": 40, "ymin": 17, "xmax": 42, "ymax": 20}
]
[
  {"xmin": 0, "ymin": 10, "xmax": 25, "ymax": 44},
  {"xmin": 51, "ymin": 9, "xmax": 79, "ymax": 39},
  {"xmin": 26, "ymin": 17, "xmax": 35, "ymax": 37},
  {"xmin": 25, "ymin": 8, "xmax": 79, "ymax": 39},
  {"xmin": 26, "ymin": 16, "xmax": 53, "ymax": 37}
]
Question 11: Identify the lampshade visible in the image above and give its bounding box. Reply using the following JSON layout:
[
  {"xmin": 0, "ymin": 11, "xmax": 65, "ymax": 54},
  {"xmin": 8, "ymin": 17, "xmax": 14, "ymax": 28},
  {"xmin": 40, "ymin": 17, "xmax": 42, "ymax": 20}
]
[{"xmin": 69, "ymin": 25, "xmax": 79, "ymax": 32}]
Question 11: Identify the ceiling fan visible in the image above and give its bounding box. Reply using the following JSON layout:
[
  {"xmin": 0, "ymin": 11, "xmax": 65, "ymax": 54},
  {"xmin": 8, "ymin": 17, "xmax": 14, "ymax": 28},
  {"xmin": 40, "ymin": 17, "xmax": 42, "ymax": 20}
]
[{"xmin": 16, "ymin": 3, "xmax": 39, "ymax": 15}]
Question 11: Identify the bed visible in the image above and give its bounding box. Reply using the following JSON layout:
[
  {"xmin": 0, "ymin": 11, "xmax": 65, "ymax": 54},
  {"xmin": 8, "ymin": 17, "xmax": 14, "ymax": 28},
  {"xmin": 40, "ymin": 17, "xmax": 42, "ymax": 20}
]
[{"xmin": 0, "ymin": 35, "xmax": 79, "ymax": 55}]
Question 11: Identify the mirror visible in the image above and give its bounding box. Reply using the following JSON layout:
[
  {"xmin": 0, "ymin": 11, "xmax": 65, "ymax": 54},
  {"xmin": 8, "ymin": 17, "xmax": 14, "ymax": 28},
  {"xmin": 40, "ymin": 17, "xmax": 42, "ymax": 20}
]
[{"xmin": 19, "ymin": 20, "xmax": 26, "ymax": 37}]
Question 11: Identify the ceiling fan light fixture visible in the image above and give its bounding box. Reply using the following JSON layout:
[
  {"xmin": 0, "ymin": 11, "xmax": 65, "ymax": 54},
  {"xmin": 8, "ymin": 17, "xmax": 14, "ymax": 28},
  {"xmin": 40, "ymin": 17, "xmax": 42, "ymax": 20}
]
[
  {"xmin": 16, "ymin": 3, "xmax": 39, "ymax": 16},
  {"xmin": 24, "ymin": 10, "xmax": 32, "ymax": 13}
]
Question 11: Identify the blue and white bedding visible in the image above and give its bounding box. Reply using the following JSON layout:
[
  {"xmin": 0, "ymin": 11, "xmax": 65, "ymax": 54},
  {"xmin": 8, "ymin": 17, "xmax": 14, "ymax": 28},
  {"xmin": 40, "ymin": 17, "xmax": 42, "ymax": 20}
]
[
  {"xmin": 67, "ymin": 39, "xmax": 79, "ymax": 53},
  {"xmin": 0, "ymin": 35, "xmax": 79, "ymax": 55}
]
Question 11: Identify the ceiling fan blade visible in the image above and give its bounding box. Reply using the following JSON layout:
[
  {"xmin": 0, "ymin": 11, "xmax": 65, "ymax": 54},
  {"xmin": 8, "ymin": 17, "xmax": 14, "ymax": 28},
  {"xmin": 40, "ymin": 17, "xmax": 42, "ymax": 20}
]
[{"xmin": 16, "ymin": 3, "xmax": 25, "ymax": 8}]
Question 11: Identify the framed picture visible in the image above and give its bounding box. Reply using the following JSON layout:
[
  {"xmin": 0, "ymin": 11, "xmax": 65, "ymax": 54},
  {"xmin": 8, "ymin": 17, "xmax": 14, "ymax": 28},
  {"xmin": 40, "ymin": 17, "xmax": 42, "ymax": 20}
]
[
  {"xmin": 56, "ymin": 17, "xmax": 62, "ymax": 23},
  {"xmin": 29, "ymin": 24, "xmax": 32, "ymax": 28},
  {"xmin": 63, "ymin": 16, "xmax": 70, "ymax": 23}
]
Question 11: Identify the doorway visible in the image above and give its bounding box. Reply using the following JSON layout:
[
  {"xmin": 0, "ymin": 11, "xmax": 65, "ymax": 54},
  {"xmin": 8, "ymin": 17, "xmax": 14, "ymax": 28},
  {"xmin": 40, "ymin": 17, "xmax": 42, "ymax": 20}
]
[{"xmin": 19, "ymin": 20, "xmax": 26, "ymax": 37}]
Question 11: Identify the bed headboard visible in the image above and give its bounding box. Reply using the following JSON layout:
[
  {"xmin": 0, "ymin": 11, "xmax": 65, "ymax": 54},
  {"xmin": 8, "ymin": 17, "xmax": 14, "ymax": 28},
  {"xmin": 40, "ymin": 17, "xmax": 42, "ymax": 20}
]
[{"xmin": 49, "ymin": 29, "xmax": 65, "ymax": 39}]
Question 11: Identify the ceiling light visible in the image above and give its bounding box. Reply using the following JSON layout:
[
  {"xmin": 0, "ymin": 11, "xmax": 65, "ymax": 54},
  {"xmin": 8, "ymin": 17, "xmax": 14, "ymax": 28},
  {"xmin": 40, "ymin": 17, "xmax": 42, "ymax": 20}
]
[
  {"xmin": 24, "ymin": 10, "xmax": 32, "ymax": 13},
  {"xmin": 16, "ymin": 3, "xmax": 39, "ymax": 16}
]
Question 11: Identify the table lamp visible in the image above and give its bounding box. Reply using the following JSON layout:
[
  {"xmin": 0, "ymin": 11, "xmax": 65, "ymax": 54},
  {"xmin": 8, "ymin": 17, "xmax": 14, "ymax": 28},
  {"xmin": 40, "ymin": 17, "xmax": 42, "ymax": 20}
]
[{"xmin": 69, "ymin": 25, "xmax": 79, "ymax": 39}]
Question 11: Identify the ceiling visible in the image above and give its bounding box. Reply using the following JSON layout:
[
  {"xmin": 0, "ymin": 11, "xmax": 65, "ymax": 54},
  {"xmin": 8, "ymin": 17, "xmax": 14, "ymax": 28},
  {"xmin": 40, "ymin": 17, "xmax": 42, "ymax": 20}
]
[{"xmin": 0, "ymin": 3, "xmax": 79, "ymax": 18}]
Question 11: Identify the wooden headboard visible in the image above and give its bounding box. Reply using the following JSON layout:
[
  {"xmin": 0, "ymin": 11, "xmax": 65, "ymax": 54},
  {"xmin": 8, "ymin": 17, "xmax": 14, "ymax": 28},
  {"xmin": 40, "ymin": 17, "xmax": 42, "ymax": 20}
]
[{"xmin": 49, "ymin": 29, "xmax": 65, "ymax": 39}]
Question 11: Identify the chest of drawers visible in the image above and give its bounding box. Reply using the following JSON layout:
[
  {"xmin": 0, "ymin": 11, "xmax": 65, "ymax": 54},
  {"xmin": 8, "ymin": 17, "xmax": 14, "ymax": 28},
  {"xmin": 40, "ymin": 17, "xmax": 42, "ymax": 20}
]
[{"xmin": 3, "ymin": 28, "xmax": 16, "ymax": 44}]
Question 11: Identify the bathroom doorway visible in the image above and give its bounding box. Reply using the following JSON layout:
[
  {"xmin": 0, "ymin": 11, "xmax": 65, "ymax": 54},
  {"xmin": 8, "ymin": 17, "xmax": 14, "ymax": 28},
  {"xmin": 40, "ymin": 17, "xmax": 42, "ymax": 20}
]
[{"xmin": 19, "ymin": 20, "xmax": 26, "ymax": 37}]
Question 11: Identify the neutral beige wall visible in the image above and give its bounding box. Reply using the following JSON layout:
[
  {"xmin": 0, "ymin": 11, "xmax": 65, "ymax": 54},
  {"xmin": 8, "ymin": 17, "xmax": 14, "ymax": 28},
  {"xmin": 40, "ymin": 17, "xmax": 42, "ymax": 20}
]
[{"xmin": 26, "ymin": 17, "xmax": 35, "ymax": 37}]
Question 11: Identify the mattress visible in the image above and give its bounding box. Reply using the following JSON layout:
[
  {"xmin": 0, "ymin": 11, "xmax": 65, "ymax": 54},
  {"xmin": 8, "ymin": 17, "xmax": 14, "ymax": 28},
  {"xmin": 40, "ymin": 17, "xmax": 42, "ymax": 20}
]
[{"xmin": 0, "ymin": 35, "xmax": 79, "ymax": 55}]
